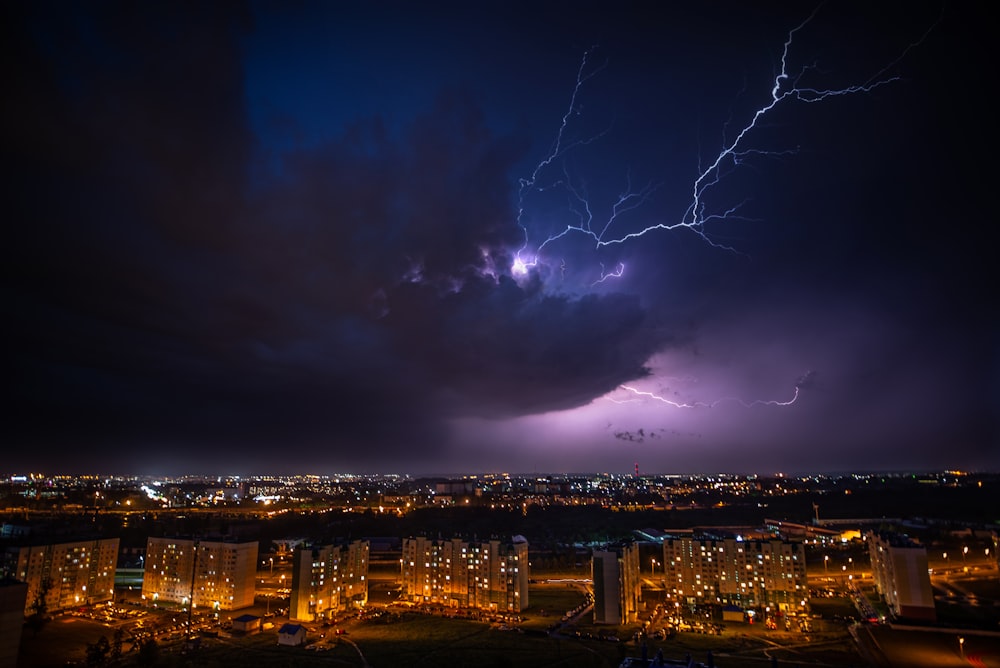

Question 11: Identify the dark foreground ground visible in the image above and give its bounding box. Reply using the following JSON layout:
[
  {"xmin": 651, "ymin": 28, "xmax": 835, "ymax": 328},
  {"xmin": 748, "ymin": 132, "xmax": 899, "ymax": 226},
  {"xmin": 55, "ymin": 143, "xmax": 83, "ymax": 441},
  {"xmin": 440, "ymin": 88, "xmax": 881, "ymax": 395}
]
[{"xmin": 24, "ymin": 570, "xmax": 1000, "ymax": 668}]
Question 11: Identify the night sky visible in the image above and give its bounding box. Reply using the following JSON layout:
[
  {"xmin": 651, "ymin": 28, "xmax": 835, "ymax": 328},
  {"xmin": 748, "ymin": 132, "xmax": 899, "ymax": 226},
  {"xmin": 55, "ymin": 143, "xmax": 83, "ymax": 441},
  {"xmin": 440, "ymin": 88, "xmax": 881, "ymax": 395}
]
[{"xmin": 4, "ymin": 1, "xmax": 995, "ymax": 475}]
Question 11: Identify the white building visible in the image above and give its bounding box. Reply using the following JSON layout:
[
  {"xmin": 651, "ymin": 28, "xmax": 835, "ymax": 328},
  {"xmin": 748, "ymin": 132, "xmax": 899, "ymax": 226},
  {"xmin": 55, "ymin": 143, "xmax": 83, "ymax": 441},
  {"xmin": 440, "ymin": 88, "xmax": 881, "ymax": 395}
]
[
  {"xmin": 277, "ymin": 623, "xmax": 306, "ymax": 646},
  {"xmin": 866, "ymin": 531, "xmax": 935, "ymax": 621}
]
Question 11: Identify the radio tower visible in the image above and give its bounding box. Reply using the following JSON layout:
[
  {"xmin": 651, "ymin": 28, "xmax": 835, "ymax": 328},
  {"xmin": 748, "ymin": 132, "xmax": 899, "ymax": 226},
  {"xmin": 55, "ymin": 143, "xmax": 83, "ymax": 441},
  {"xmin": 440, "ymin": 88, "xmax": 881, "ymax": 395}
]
[{"xmin": 634, "ymin": 462, "xmax": 640, "ymax": 479}]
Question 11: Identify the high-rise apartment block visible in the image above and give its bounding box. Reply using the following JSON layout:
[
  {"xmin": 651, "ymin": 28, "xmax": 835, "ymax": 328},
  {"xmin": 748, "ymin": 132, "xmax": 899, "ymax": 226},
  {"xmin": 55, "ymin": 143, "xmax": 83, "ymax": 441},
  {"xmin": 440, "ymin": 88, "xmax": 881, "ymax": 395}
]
[
  {"xmin": 592, "ymin": 541, "xmax": 641, "ymax": 624},
  {"xmin": 401, "ymin": 536, "xmax": 528, "ymax": 612},
  {"xmin": 866, "ymin": 531, "xmax": 935, "ymax": 621},
  {"xmin": 289, "ymin": 539, "xmax": 369, "ymax": 622},
  {"xmin": 142, "ymin": 537, "xmax": 257, "ymax": 611},
  {"xmin": 2, "ymin": 538, "xmax": 118, "ymax": 614},
  {"xmin": 662, "ymin": 537, "xmax": 807, "ymax": 611}
]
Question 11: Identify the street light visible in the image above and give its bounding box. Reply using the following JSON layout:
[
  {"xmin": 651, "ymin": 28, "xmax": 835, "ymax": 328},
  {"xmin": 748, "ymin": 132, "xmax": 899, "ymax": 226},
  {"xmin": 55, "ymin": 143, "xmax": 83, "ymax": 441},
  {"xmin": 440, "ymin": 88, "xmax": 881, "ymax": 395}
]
[
  {"xmin": 824, "ymin": 555, "xmax": 828, "ymax": 574},
  {"xmin": 962, "ymin": 546, "xmax": 968, "ymax": 569},
  {"xmin": 959, "ymin": 636, "xmax": 965, "ymax": 657},
  {"xmin": 270, "ymin": 557, "xmax": 274, "ymax": 574}
]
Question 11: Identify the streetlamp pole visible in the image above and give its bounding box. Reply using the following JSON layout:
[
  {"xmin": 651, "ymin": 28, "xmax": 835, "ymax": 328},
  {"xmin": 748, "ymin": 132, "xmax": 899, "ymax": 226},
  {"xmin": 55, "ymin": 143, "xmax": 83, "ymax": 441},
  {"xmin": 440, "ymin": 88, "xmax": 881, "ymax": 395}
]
[{"xmin": 189, "ymin": 540, "xmax": 199, "ymax": 629}]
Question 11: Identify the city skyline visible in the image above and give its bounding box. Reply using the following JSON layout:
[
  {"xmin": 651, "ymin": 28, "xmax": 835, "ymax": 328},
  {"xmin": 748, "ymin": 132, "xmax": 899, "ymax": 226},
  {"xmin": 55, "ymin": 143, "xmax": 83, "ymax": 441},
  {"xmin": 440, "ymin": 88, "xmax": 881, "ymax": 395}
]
[
  {"xmin": 5, "ymin": 2, "xmax": 995, "ymax": 475},
  {"xmin": 4, "ymin": 469, "xmax": 997, "ymax": 667}
]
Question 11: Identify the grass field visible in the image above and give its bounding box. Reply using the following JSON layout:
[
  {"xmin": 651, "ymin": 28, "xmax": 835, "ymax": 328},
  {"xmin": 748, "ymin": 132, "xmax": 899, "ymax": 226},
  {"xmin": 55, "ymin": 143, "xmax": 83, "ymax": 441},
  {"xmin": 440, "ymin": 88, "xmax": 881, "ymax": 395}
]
[
  {"xmin": 806, "ymin": 595, "xmax": 857, "ymax": 619},
  {"xmin": 519, "ymin": 581, "xmax": 589, "ymax": 632},
  {"xmin": 19, "ymin": 610, "xmax": 867, "ymax": 668},
  {"xmin": 17, "ymin": 583, "xmax": 873, "ymax": 668},
  {"xmin": 17, "ymin": 615, "xmax": 111, "ymax": 667}
]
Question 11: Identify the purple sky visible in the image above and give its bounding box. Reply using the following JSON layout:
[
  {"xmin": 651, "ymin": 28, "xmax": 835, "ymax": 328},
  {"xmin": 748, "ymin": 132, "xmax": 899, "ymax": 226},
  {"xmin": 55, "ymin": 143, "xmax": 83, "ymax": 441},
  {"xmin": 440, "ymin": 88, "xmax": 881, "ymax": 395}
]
[{"xmin": 4, "ymin": 1, "xmax": 996, "ymax": 475}]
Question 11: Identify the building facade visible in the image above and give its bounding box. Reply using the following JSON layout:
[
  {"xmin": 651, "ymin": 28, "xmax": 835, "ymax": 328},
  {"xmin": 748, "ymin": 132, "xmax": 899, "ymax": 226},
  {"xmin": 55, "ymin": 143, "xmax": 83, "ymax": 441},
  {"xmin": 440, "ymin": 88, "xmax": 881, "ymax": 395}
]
[
  {"xmin": 142, "ymin": 537, "xmax": 257, "ymax": 611},
  {"xmin": 592, "ymin": 541, "xmax": 641, "ymax": 624},
  {"xmin": 866, "ymin": 531, "xmax": 935, "ymax": 621},
  {"xmin": 401, "ymin": 536, "xmax": 528, "ymax": 612},
  {"xmin": 0, "ymin": 579, "xmax": 28, "ymax": 668},
  {"xmin": 2, "ymin": 538, "xmax": 118, "ymax": 615},
  {"xmin": 289, "ymin": 539, "xmax": 369, "ymax": 622},
  {"xmin": 662, "ymin": 537, "xmax": 807, "ymax": 611}
]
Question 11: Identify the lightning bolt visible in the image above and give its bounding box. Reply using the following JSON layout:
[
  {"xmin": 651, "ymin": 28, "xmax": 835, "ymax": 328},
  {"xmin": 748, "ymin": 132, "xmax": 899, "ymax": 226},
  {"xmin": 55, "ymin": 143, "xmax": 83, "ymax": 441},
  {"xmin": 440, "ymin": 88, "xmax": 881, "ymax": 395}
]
[
  {"xmin": 510, "ymin": 7, "xmax": 934, "ymax": 277},
  {"xmin": 612, "ymin": 370, "xmax": 815, "ymax": 410},
  {"xmin": 512, "ymin": 46, "xmax": 608, "ymax": 275},
  {"xmin": 615, "ymin": 384, "xmax": 800, "ymax": 409},
  {"xmin": 499, "ymin": 10, "xmax": 932, "ymax": 430},
  {"xmin": 590, "ymin": 262, "xmax": 625, "ymax": 287}
]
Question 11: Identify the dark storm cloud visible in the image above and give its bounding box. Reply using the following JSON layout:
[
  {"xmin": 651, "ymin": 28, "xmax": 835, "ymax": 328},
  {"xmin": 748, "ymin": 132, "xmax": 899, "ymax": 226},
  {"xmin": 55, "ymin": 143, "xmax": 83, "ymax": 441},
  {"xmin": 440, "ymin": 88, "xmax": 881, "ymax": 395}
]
[
  {"xmin": 385, "ymin": 277, "xmax": 658, "ymax": 417},
  {"xmin": 4, "ymin": 1, "xmax": 995, "ymax": 474},
  {"xmin": 3, "ymin": 2, "xmax": 668, "ymax": 470}
]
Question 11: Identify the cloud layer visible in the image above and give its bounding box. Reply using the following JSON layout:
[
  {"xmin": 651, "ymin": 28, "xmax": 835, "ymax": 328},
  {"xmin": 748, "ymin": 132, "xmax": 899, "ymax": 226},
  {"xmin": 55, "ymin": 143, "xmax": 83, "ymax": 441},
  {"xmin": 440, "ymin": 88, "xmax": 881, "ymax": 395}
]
[{"xmin": 4, "ymin": 2, "xmax": 995, "ymax": 473}]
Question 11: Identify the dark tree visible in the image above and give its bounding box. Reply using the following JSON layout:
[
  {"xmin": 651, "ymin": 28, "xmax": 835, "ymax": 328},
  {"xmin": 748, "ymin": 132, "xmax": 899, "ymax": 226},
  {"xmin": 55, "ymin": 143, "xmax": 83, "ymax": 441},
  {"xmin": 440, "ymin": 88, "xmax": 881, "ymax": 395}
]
[
  {"xmin": 111, "ymin": 628, "xmax": 125, "ymax": 661},
  {"xmin": 25, "ymin": 576, "xmax": 52, "ymax": 635},
  {"xmin": 136, "ymin": 637, "xmax": 159, "ymax": 667},
  {"xmin": 86, "ymin": 635, "xmax": 110, "ymax": 667}
]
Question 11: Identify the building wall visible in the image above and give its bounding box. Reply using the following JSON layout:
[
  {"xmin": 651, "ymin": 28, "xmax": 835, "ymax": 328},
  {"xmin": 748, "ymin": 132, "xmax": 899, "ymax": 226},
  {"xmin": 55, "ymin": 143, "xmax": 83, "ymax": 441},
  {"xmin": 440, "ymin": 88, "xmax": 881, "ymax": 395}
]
[
  {"xmin": 5, "ymin": 538, "xmax": 118, "ymax": 615},
  {"xmin": 142, "ymin": 538, "xmax": 257, "ymax": 611},
  {"xmin": 341, "ymin": 539, "xmax": 370, "ymax": 607},
  {"xmin": 866, "ymin": 532, "xmax": 935, "ymax": 621},
  {"xmin": 290, "ymin": 540, "xmax": 369, "ymax": 622},
  {"xmin": 402, "ymin": 537, "xmax": 457, "ymax": 607},
  {"xmin": 592, "ymin": 552, "xmax": 620, "ymax": 624},
  {"xmin": 488, "ymin": 539, "xmax": 529, "ymax": 611},
  {"xmin": 0, "ymin": 580, "xmax": 28, "ymax": 668},
  {"xmin": 401, "ymin": 537, "xmax": 528, "ymax": 612},
  {"xmin": 592, "ymin": 542, "xmax": 640, "ymax": 625},
  {"xmin": 662, "ymin": 537, "xmax": 806, "ymax": 611}
]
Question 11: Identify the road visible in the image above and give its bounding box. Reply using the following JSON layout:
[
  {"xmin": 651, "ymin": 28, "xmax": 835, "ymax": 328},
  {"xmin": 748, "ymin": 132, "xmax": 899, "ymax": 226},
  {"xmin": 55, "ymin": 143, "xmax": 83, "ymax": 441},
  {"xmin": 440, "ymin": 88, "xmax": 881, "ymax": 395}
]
[{"xmin": 852, "ymin": 623, "xmax": 1000, "ymax": 667}]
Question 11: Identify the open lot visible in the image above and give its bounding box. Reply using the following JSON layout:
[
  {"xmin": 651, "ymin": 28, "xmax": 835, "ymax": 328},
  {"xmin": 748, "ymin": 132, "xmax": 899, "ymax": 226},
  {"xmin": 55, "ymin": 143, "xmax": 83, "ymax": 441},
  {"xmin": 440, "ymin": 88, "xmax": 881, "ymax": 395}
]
[
  {"xmin": 519, "ymin": 580, "xmax": 590, "ymax": 633},
  {"xmin": 20, "ymin": 575, "xmax": 1000, "ymax": 668},
  {"xmin": 21, "ymin": 600, "xmax": 861, "ymax": 668},
  {"xmin": 856, "ymin": 624, "xmax": 1000, "ymax": 668},
  {"xmin": 18, "ymin": 615, "xmax": 112, "ymax": 667}
]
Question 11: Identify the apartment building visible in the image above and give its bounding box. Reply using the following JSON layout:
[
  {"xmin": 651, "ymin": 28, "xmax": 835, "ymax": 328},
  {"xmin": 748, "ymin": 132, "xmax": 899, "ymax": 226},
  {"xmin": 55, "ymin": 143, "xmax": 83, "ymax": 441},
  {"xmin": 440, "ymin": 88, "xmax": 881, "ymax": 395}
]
[
  {"xmin": 592, "ymin": 541, "xmax": 641, "ymax": 624},
  {"xmin": 866, "ymin": 531, "xmax": 935, "ymax": 621},
  {"xmin": 401, "ymin": 536, "xmax": 528, "ymax": 612},
  {"xmin": 289, "ymin": 539, "xmax": 369, "ymax": 622},
  {"xmin": 142, "ymin": 537, "xmax": 257, "ymax": 611},
  {"xmin": 2, "ymin": 538, "xmax": 118, "ymax": 614},
  {"xmin": 662, "ymin": 536, "xmax": 807, "ymax": 611}
]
